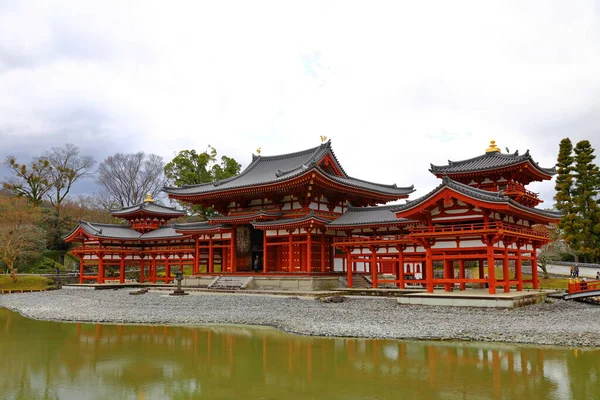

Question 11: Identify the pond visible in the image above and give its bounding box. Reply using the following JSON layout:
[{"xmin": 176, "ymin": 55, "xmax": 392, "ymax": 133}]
[{"xmin": 1, "ymin": 308, "xmax": 598, "ymax": 399}]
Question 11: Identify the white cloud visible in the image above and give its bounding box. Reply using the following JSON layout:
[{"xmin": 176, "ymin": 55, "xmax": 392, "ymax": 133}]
[{"xmin": 1, "ymin": 0, "xmax": 599, "ymax": 207}]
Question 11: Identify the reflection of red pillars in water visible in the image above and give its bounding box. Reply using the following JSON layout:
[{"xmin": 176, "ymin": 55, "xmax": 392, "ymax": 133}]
[
  {"xmin": 228, "ymin": 335, "xmax": 233, "ymax": 373},
  {"xmin": 507, "ymin": 352, "xmax": 515, "ymax": 380},
  {"xmin": 521, "ymin": 352, "xmax": 528, "ymax": 376},
  {"xmin": 536, "ymin": 349, "xmax": 544, "ymax": 376},
  {"xmin": 492, "ymin": 350, "xmax": 501, "ymax": 400},
  {"xmin": 307, "ymin": 344, "xmax": 312, "ymax": 384},
  {"xmin": 262, "ymin": 337, "xmax": 267, "ymax": 384},
  {"xmin": 287, "ymin": 341, "xmax": 292, "ymax": 373},
  {"xmin": 193, "ymin": 331, "xmax": 198, "ymax": 355},
  {"xmin": 76, "ymin": 323, "xmax": 82, "ymax": 337},
  {"xmin": 427, "ymin": 346, "xmax": 437, "ymax": 386},
  {"xmin": 95, "ymin": 324, "xmax": 102, "ymax": 339},
  {"xmin": 207, "ymin": 331, "xmax": 212, "ymax": 363}
]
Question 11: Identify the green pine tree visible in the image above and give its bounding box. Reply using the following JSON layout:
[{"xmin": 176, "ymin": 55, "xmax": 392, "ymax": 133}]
[
  {"xmin": 554, "ymin": 138, "xmax": 579, "ymax": 260},
  {"xmin": 572, "ymin": 140, "xmax": 600, "ymax": 262}
]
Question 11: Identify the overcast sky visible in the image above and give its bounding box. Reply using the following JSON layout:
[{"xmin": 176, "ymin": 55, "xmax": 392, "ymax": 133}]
[{"xmin": 1, "ymin": 0, "xmax": 598, "ymax": 208}]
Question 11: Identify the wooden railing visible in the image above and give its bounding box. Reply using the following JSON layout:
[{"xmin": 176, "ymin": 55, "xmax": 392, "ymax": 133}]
[
  {"xmin": 568, "ymin": 280, "xmax": 600, "ymax": 294},
  {"xmin": 504, "ymin": 183, "xmax": 539, "ymax": 200},
  {"xmin": 334, "ymin": 235, "xmax": 407, "ymax": 245},
  {"xmin": 410, "ymin": 221, "xmax": 548, "ymax": 238}
]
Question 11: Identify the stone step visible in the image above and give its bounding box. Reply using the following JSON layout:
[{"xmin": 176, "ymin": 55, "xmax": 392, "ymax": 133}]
[{"xmin": 209, "ymin": 276, "xmax": 252, "ymax": 290}]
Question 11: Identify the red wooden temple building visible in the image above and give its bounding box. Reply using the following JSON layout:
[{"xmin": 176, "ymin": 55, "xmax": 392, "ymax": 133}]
[{"xmin": 65, "ymin": 140, "xmax": 560, "ymax": 293}]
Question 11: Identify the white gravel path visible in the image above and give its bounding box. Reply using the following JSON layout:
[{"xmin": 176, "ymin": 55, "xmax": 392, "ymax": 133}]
[{"xmin": 1, "ymin": 289, "xmax": 599, "ymax": 347}]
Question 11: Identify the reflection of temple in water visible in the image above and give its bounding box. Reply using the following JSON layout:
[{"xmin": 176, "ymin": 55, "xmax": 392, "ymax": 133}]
[
  {"xmin": 66, "ymin": 321, "xmax": 598, "ymax": 400},
  {"xmin": 3, "ymin": 305, "xmax": 599, "ymax": 400}
]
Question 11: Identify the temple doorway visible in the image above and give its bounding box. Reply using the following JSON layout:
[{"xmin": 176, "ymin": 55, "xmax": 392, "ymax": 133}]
[{"xmin": 251, "ymin": 227, "xmax": 264, "ymax": 272}]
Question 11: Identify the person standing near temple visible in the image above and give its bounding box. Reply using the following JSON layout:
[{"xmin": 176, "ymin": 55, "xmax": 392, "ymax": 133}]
[
  {"xmin": 574, "ymin": 264, "xmax": 580, "ymax": 278},
  {"xmin": 570, "ymin": 265, "xmax": 574, "ymax": 278}
]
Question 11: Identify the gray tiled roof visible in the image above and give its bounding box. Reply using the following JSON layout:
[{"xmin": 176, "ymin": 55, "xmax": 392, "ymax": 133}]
[
  {"xmin": 67, "ymin": 221, "xmax": 189, "ymax": 240},
  {"xmin": 209, "ymin": 210, "xmax": 283, "ymax": 222},
  {"xmin": 391, "ymin": 177, "xmax": 561, "ymax": 219},
  {"xmin": 429, "ymin": 150, "xmax": 556, "ymax": 176},
  {"xmin": 78, "ymin": 221, "xmax": 142, "ymax": 239},
  {"xmin": 252, "ymin": 213, "xmax": 331, "ymax": 228},
  {"xmin": 328, "ymin": 205, "xmax": 413, "ymax": 226},
  {"xmin": 139, "ymin": 226, "xmax": 184, "ymax": 239},
  {"xmin": 111, "ymin": 201, "xmax": 185, "ymax": 217},
  {"xmin": 172, "ymin": 221, "xmax": 227, "ymax": 231},
  {"xmin": 163, "ymin": 141, "xmax": 413, "ymax": 197}
]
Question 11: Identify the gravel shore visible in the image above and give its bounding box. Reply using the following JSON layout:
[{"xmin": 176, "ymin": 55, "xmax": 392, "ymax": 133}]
[{"xmin": 2, "ymin": 289, "xmax": 600, "ymax": 347}]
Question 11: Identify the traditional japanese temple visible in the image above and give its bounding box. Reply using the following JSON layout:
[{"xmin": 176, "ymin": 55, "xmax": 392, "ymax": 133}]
[{"xmin": 65, "ymin": 140, "xmax": 560, "ymax": 294}]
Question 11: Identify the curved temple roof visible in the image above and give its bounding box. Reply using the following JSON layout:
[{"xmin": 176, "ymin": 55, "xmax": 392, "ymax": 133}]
[
  {"xmin": 111, "ymin": 201, "xmax": 185, "ymax": 217},
  {"xmin": 64, "ymin": 221, "xmax": 188, "ymax": 241},
  {"xmin": 163, "ymin": 141, "xmax": 414, "ymax": 198},
  {"xmin": 328, "ymin": 205, "xmax": 413, "ymax": 228},
  {"xmin": 391, "ymin": 177, "xmax": 561, "ymax": 220},
  {"xmin": 429, "ymin": 149, "xmax": 556, "ymax": 178}
]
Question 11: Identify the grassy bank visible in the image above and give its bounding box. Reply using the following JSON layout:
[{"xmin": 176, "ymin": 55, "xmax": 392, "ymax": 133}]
[{"xmin": 0, "ymin": 275, "xmax": 56, "ymax": 291}]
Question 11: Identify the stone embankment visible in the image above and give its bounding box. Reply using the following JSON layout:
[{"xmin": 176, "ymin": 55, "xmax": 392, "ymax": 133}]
[{"xmin": 1, "ymin": 289, "xmax": 599, "ymax": 347}]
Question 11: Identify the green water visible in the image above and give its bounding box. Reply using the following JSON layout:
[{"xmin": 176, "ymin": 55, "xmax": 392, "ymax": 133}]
[{"xmin": 1, "ymin": 308, "xmax": 599, "ymax": 400}]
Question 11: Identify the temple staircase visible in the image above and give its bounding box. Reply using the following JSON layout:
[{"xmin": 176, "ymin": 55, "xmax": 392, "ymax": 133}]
[
  {"xmin": 208, "ymin": 276, "xmax": 253, "ymax": 290},
  {"xmin": 342, "ymin": 274, "xmax": 371, "ymax": 289}
]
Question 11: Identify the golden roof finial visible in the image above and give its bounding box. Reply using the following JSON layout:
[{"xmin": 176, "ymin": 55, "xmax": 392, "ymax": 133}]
[
  {"xmin": 143, "ymin": 193, "xmax": 154, "ymax": 203},
  {"xmin": 485, "ymin": 140, "xmax": 501, "ymax": 153},
  {"xmin": 320, "ymin": 135, "xmax": 327, "ymax": 143},
  {"xmin": 256, "ymin": 147, "xmax": 261, "ymax": 155}
]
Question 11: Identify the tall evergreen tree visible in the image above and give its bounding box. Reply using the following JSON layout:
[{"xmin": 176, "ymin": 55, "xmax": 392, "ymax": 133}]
[
  {"xmin": 572, "ymin": 140, "xmax": 600, "ymax": 261},
  {"xmin": 554, "ymin": 138, "xmax": 579, "ymax": 259}
]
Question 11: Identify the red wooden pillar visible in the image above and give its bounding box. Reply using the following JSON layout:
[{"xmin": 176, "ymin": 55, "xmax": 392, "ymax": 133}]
[
  {"xmin": 165, "ymin": 255, "xmax": 171, "ymax": 283},
  {"xmin": 306, "ymin": 230, "xmax": 312, "ymax": 273},
  {"xmin": 459, "ymin": 260, "xmax": 465, "ymax": 290},
  {"xmin": 397, "ymin": 249, "xmax": 405, "ymax": 289},
  {"xmin": 119, "ymin": 255, "xmax": 125, "ymax": 284},
  {"xmin": 230, "ymin": 233, "xmax": 236, "ymax": 272},
  {"xmin": 79, "ymin": 258, "xmax": 84, "ymax": 284},
  {"xmin": 346, "ymin": 247, "xmax": 353, "ymax": 288},
  {"xmin": 151, "ymin": 256, "xmax": 157, "ymax": 283},
  {"xmin": 503, "ymin": 245, "xmax": 510, "ymax": 293},
  {"xmin": 532, "ymin": 244, "xmax": 539, "ymax": 289},
  {"xmin": 139, "ymin": 257, "xmax": 145, "ymax": 283},
  {"xmin": 478, "ymin": 259, "xmax": 485, "ymax": 288},
  {"xmin": 320, "ymin": 231, "xmax": 326, "ymax": 273},
  {"xmin": 208, "ymin": 235, "xmax": 214, "ymax": 274},
  {"xmin": 263, "ymin": 231, "xmax": 268, "ymax": 273},
  {"xmin": 370, "ymin": 246, "xmax": 378, "ymax": 288},
  {"xmin": 97, "ymin": 252, "xmax": 105, "ymax": 284},
  {"xmin": 425, "ymin": 246, "xmax": 434, "ymax": 293},
  {"xmin": 288, "ymin": 230, "xmax": 293, "ymax": 272},
  {"xmin": 487, "ymin": 243, "xmax": 496, "ymax": 295},
  {"xmin": 443, "ymin": 259, "xmax": 452, "ymax": 292},
  {"xmin": 516, "ymin": 245, "xmax": 523, "ymax": 291},
  {"xmin": 193, "ymin": 236, "xmax": 200, "ymax": 275}
]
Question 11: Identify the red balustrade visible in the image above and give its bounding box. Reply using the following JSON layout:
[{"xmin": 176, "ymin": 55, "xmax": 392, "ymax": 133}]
[{"xmin": 568, "ymin": 280, "xmax": 600, "ymax": 293}]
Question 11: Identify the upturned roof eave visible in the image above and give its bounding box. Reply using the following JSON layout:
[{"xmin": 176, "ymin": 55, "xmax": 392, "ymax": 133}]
[{"xmin": 165, "ymin": 168, "xmax": 414, "ymax": 203}]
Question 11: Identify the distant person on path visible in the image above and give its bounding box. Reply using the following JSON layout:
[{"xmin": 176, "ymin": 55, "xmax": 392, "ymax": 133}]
[
  {"xmin": 570, "ymin": 265, "xmax": 574, "ymax": 278},
  {"xmin": 253, "ymin": 255, "xmax": 261, "ymax": 273},
  {"xmin": 596, "ymin": 271, "xmax": 600, "ymax": 281},
  {"xmin": 574, "ymin": 265, "xmax": 580, "ymax": 278}
]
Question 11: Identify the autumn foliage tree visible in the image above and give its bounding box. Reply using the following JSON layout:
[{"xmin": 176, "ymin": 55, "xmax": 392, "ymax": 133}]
[{"xmin": 0, "ymin": 196, "xmax": 46, "ymax": 282}]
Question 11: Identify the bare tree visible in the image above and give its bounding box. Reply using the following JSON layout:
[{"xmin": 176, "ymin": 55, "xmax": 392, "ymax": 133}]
[
  {"xmin": 3, "ymin": 156, "xmax": 53, "ymax": 206},
  {"xmin": 43, "ymin": 144, "xmax": 96, "ymax": 207},
  {"xmin": 96, "ymin": 152, "xmax": 166, "ymax": 207}
]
